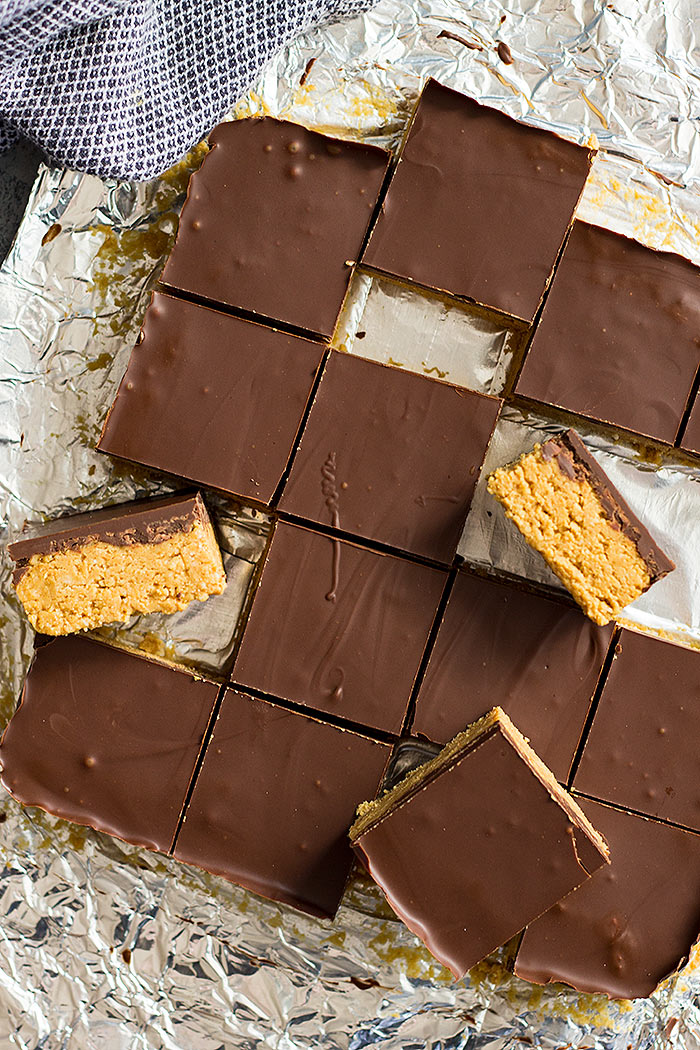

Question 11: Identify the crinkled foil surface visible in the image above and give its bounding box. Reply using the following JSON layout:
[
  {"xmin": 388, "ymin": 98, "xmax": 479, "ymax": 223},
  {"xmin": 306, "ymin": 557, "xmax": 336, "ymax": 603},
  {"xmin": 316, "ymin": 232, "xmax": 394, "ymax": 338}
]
[{"xmin": 2, "ymin": 1, "xmax": 700, "ymax": 1046}]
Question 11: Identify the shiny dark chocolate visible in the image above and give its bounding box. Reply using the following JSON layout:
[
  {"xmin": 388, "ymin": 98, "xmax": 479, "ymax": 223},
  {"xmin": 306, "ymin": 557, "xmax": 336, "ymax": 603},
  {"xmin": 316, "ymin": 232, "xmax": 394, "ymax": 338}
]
[
  {"xmin": 352, "ymin": 721, "xmax": 608, "ymax": 979},
  {"xmin": 0, "ymin": 636, "xmax": 218, "ymax": 853},
  {"xmin": 279, "ymin": 351, "xmax": 501, "ymax": 562},
  {"xmin": 515, "ymin": 798, "xmax": 700, "ymax": 999},
  {"xmin": 541, "ymin": 430, "xmax": 675, "ymax": 583},
  {"xmin": 8, "ymin": 491, "xmax": 210, "ymax": 585},
  {"xmin": 232, "ymin": 521, "xmax": 447, "ymax": 734},
  {"xmin": 161, "ymin": 118, "xmax": 389, "ymax": 337},
  {"xmin": 574, "ymin": 630, "xmax": 700, "ymax": 832},
  {"xmin": 173, "ymin": 688, "xmax": 390, "ymax": 918},
  {"xmin": 98, "ymin": 292, "xmax": 324, "ymax": 503},
  {"xmin": 516, "ymin": 221, "xmax": 700, "ymax": 442},
  {"xmin": 680, "ymin": 392, "xmax": 700, "ymax": 455},
  {"xmin": 412, "ymin": 572, "xmax": 614, "ymax": 780},
  {"xmin": 363, "ymin": 78, "xmax": 593, "ymax": 322}
]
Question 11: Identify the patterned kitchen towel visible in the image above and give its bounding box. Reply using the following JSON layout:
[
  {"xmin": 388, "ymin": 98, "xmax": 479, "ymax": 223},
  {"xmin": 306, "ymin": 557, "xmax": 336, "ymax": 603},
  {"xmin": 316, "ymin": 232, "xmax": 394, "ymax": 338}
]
[{"xmin": 0, "ymin": 0, "xmax": 375, "ymax": 179}]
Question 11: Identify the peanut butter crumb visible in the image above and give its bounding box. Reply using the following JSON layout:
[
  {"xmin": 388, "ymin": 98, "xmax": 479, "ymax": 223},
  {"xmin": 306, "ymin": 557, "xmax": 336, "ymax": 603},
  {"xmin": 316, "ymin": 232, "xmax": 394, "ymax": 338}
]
[
  {"xmin": 487, "ymin": 445, "xmax": 650, "ymax": 625},
  {"xmin": 15, "ymin": 520, "xmax": 226, "ymax": 635}
]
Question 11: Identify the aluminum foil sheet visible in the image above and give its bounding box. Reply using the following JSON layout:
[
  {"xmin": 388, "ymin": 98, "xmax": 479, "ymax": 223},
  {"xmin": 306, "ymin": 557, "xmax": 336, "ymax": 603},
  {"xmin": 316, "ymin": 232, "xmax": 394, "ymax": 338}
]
[{"xmin": 3, "ymin": 0, "xmax": 700, "ymax": 1046}]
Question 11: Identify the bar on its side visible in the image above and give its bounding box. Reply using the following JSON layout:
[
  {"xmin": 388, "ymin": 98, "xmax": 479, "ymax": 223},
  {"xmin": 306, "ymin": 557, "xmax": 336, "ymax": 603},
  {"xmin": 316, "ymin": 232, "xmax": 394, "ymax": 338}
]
[
  {"xmin": 350, "ymin": 707, "xmax": 609, "ymax": 980},
  {"xmin": 9, "ymin": 492, "xmax": 226, "ymax": 635},
  {"xmin": 486, "ymin": 429, "xmax": 674, "ymax": 625}
]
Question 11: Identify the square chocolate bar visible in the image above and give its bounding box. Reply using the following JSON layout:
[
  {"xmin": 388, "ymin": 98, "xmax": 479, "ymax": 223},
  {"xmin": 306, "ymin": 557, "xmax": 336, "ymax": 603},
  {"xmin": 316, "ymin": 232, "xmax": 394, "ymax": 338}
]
[
  {"xmin": 98, "ymin": 292, "xmax": 325, "ymax": 504},
  {"xmin": 161, "ymin": 118, "xmax": 389, "ymax": 338},
  {"xmin": 0, "ymin": 636, "xmax": 219, "ymax": 853},
  {"xmin": 350, "ymin": 708, "xmax": 609, "ymax": 979},
  {"xmin": 411, "ymin": 572, "xmax": 614, "ymax": 781},
  {"xmin": 173, "ymin": 688, "xmax": 391, "ymax": 917},
  {"xmin": 363, "ymin": 79, "xmax": 593, "ymax": 323},
  {"xmin": 232, "ymin": 521, "xmax": 447, "ymax": 734},
  {"xmin": 680, "ymin": 391, "xmax": 700, "ymax": 456},
  {"xmin": 515, "ymin": 798, "xmax": 700, "ymax": 999},
  {"xmin": 516, "ymin": 222, "xmax": 700, "ymax": 443},
  {"xmin": 573, "ymin": 629, "xmax": 700, "ymax": 831},
  {"xmin": 279, "ymin": 351, "xmax": 501, "ymax": 562}
]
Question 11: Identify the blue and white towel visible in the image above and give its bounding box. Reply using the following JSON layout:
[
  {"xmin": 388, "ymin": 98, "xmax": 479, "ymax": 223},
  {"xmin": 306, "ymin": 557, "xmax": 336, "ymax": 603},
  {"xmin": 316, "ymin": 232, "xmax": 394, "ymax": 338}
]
[{"xmin": 0, "ymin": 0, "xmax": 374, "ymax": 179}]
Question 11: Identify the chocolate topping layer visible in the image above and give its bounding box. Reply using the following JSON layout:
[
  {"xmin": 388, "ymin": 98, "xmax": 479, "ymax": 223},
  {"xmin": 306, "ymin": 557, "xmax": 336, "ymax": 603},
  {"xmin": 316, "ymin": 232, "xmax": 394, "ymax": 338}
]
[
  {"xmin": 98, "ymin": 292, "xmax": 324, "ymax": 503},
  {"xmin": 8, "ymin": 491, "xmax": 209, "ymax": 585},
  {"xmin": 232, "ymin": 522, "xmax": 447, "ymax": 734},
  {"xmin": 279, "ymin": 351, "xmax": 501, "ymax": 562},
  {"xmin": 0, "ymin": 636, "xmax": 218, "ymax": 853},
  {"xmin": 161, "ymin": 118, "xmax": 389, "ymax": 338},
  {"xmin": 680, "ymin": 391, "xmax": 700, "ymax": 455},
  {"xmin": 173, "ymin": 688, "xmax": 390, "ymax": 918},
  {"xmin": 574, "ymin": 629, "xmax": 700, "ymax": 832},
  {"xmin": 351, "ymin": 710, "xmax": 608, "ymax": 979},
  {"xmin": 412, "ymin": 571, "xmax": 614, "ymax": 780},
  {"xmin": 516, "ymin": 221, "xmax": 700, "ymax": 442},
  {"xmin": 540, "ymin": 430, "xmax": 675, "ymax": 582},
  {"xmin": 363, "ymin": 78, "xmax": 593, "ymax": 323},
  {"xmin": 516, "ymin": 798, "xmax": 700, "ymax": 999}
]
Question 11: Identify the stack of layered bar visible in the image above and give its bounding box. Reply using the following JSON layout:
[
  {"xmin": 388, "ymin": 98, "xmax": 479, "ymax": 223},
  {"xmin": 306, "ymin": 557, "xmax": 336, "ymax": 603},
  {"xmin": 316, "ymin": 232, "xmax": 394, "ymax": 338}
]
[{"xmin": 4, "ymin": 79, "xmax": 700, "ymax": 1003}]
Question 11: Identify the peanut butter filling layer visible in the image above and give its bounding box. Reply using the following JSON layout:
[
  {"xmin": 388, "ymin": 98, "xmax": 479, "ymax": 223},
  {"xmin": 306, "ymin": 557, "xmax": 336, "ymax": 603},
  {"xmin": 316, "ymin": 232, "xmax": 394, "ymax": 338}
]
[
  {"xmin": 487, "ymin": 445, "xmax": 650, "ymax": 626},
  {"xmin": 15, "ymin": 519, "xmax": 226, "ymax": 635}
]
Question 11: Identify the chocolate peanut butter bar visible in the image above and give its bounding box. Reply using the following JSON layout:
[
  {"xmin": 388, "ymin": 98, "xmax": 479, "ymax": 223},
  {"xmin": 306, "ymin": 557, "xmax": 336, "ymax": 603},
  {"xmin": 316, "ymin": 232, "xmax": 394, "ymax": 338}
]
[
  {"xmin": 486, "ymin": 430, "xmax": 674, "ymax": 625},
  {"xmin": 173, "ymin": 688, "xmax": 391, "ymax": 918},
  {"xmin": 98, "ymin": 292, "xmax": 325, "ymax": 504},
  {"xmin": 515, "ymin": 798, "xmax": 700, "ymax": 999},
  {"xmin": 350, "ymin": 708, "xmax": 609, "ymax": 979},
  {"xmin": 680, "ymin": 391, "xmax": 700, "ymax": 456},
  {"xmin": 411, "ymin": 572, "xmax": 614, "ymax": 781},
  {"xmin": 280, "ymin": 351, "xmax": 501, "ymax": 562},
  {"xmin": 161, "ymin": 118, "xmax": 389, "ymax": 338},
  {"xmin": 9, "ymin": 492, "xmax": 226, "ymax": 635},
  {"xmin": 363, "ymin": 78, "xmax": 593, "ymax": 323},
  {"xmin": 574, "ymin": 629, "xmax": 700, "ymax": 832},
  {"xmin": 515, "ymin": 221, "xmax": 700, "ymax": 443},
  {"xmin": 232, "ymin": 521, "xmax": 447, "ymax": 734},
  {"xmin": 0, "ymin": 636, "xmax": 219, "ymax": 853}
]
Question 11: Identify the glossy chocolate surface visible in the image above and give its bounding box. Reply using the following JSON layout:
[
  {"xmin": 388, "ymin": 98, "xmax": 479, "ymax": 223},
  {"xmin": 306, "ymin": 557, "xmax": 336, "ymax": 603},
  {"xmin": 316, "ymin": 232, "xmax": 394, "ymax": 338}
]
[
  {"xmin": 515, "ymin": 798, "xmax": 700, "ymax": 999},
  {"xmin": 363, "ymin": 78, "xmax": 592, "ymax": 323},
  {"xmin": 0, "ymin": 636, "xmax": 218, "ymax": 853},
  {"xmin": 412, "ymin": 572, "xmax": 614, "ymax": 780},
  {"xmin": 98, "ymin": 292, "xmax": 324, "ymax": 503},
  {"xmin": 541, "ymin": 430, "xmax": 675, "ymax": 581},
  {"xmin": 232, "ymin": 522, "xmax": 447, "ymax": 734},
  {"xmin": 8, "ymin": 491, "xmax": 209, "ymax": 582},
  {"xmin": 352, "ymin": 722, "xmax": 607, "ymax": 979},
  {"xmin": 161, "ymin": 118, "xmax": 389, "ymax": 337},
  {"xmin": 173, "ymin": 688, "xmax": 390, "ymax": 917},
  {"xmin": 574, "ymin": 630, "xmax": 700, "ymax": 831},
  {"xmin": 680, "ymin": 392, "xmax": 700, "ymax": 455},
  {"xmin": 280, "ymin": 352, "xmax": 501, "ymax": 562},
  {"xmin": 516, "ymin": 221, "xmax": 700, "ymax": 442}
]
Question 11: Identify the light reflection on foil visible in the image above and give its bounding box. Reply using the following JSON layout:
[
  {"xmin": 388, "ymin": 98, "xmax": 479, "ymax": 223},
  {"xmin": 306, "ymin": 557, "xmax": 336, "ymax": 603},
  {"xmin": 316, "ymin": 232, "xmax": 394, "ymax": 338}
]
[{"xmin": 2, "ymin": 0, "xmax": 700, "ymax": 1045}]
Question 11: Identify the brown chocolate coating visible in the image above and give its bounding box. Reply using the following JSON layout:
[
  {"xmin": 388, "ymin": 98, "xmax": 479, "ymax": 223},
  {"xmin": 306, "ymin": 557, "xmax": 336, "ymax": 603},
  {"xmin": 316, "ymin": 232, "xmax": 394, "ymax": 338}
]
[
  {"xmin": 541, "ymin": 430, "xmax": 675, "ymax": 581},
  {"xmin": 279, "ymin": 352, "xmax": 501, "ymax": 562},
  {"xmin": 0, "ymin": 637, "xmax": 218, "ymax": 853},
  {"xmin": 363, "ymin": 79, "xmax": 593, "ymax": 323},
  {"xmin": 173, "ymin": 688, "xmax": 390, "ymax": 918},
  {"xmin": 680, "ymin": 392, "xmax": 700, "ymax": 455},
  {"xmin": 516, "ymin": 221, "xmax": 700, "ymax": 442},
  {"xmin": 352, "ymin": 722, "xmax": 607, "ymax": 979},
  {"xmin": 515, "ymin": 798, "xmax": 700, "ymax": 999},
  {"xmin": 574, "ymin": 630, "xmax": 700, "ymax": 831},
  {"xmin": 412, "ymin": 572, "xmax": 614, "ymax": 781},
  {"xmin": 232, "ymin": 522, "xmax": 447, "ymax": 734},
  {"xmin": 98, "ymin": 292, "xmax": 324, "ymax": 503},
  {"xmin": 8, "ymin": 491, "xmax": 209, "ymax": 584},
  {"xmin": 161, "ymin": 118, "xmax": 389, "ymax": 338}
]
